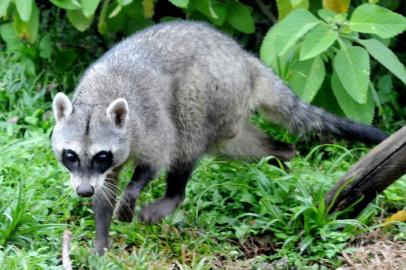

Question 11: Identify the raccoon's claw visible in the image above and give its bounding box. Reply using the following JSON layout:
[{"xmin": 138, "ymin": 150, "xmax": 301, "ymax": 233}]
[
  {"xmin": 139, "ymin": 196, "xmax": 183, "ymax": 224},
  {"xmin": 116, "ymin": 197, "xmax": 136, "ymax": 223}
]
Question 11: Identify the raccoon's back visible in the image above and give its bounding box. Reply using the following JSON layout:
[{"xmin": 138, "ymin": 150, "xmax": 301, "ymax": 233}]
[{"xmin": 74, "ymin": 21, "xmax": 251, "ymax": 103}]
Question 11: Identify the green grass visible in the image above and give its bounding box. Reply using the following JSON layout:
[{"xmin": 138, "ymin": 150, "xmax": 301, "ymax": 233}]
[{"xmin": 1, "ymin": 53, "xmax": 405, "ymax": 269}]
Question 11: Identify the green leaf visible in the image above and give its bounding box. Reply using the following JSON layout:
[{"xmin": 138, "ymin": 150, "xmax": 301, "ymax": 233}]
[
  {"xmin": 0, "ymin": 23, "xmax": 24, "ymax": 51},
  {"xmin": 275, "ymin": 0, "xmax": 291, "ymax": 20},
  {"xmin": 39, "ymin": 34, "xmax": 53, "ymax": 59},
  {"xmin": 274, "ymin": 9, "xmax": 320, "ymax": 56},
  {"xmin": 291, "ymin": 0, "xmax": 309, "ymax": 10},
  {"xmin": 226, "ymin": 2, "xmax": 254, "ymax": 34},
  {"xmin": 349, "ymin": 4, "xmax": 406, "ymax": 38},
  {"xmin": 260, "ymin": 23, "xmax": 281, "ymax": 68},
  {"xmin": 300, "ymin": 22, "xmax": 337, "ymax": 60},
  {"xmin": 50, "ymin": 0, "xmax": 81, "ymax": 10},
  {"xmin": 331, "ymin": 72, "xmax": 374, "ymax": 124},
  {"xmin": 97, "ymin": 0, "xmax": 109, "ymax": 34},
  {"xmin": 21, "ymin": 57, "xmax": 36, "ymax": 76},
  {"xmin": 81, "ymin": 0, "xmax": 100, "ymax": 17},
  {"xmin": 288, "ymin": 56, "xmax": 325, "ymax": 102},
  {"xmin": 168, "ymin": 0, "xmax": 189, "ymax": 8},
  {"xmin": 13, "ymin": 3, "xmax": 39, "ymax": 43},
  {"xmin": 16, "ymin": 0, "xmax": 32, "ymax": 22},
  {"xmin": 193, "ymin": 0, "xmax": 218, "ymax": 20},
  {"xmin": 208, "ymin": 1, "xmax": 226, "ymax": 26},
  {"xmin": 276, "ymin": 0, "xmax": 309, "ymax": 19},
  {"xmin": 0, "ymin": 0, "xmax": 11, "ymax": 18},
  {"xmin": 317, "ymin": 9, "xmax": 335, "ymax": 23},
  {"xmin": 333, "ymin": 45, "xmax": 370, "ymax": 104},
  {"xmin": 118, "ymin": 0, "xmax": 133, "ymax": 6},
  {"xmin": 357, "ymin": 39, "xmax": 406, "ymax": 85},
  {"xmin": 67, "ymin": 9, "xmax": 93, "ymax": 31}
]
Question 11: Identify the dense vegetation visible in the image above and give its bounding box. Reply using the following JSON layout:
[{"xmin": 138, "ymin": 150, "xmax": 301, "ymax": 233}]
[{"xmin": 0, "ymin": 0, "xmax": 405, "ymax": 269}]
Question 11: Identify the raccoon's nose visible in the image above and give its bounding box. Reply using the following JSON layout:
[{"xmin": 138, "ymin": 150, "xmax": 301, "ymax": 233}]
[{"xmin": 76, "ymin": 185, "xmax": 94, "ymax": 197}]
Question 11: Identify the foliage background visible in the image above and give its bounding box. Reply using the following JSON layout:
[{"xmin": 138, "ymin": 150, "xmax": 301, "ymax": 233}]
[
  {"xmin": 0, "ymin": 0, "xmax": 405, "ymax": 269},
  {"xmin": 1, "ymin": 0, "xmax": 405, "ymax": 134}
]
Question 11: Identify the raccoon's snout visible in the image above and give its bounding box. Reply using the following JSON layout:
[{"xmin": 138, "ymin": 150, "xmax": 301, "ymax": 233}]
[{"xmin": 76, "ymin": 184, "xmax": 94, "ymax": 197}]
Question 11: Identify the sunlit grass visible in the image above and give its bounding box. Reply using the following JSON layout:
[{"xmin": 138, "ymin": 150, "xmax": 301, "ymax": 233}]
[{"xmin": 0, "ymin": 128, "xmax": 405, "ymax": 269}]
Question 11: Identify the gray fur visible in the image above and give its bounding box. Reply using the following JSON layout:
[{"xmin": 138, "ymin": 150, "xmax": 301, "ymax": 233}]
[{"xmin": 51, "ymin": 21, "xmax": 387, "ymax": 254}]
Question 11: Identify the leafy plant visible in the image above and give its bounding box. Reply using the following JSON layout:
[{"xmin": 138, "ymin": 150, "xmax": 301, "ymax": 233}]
[{"xmin": 260, "ymin": 2, "xmax": 406, "ymax": 124}]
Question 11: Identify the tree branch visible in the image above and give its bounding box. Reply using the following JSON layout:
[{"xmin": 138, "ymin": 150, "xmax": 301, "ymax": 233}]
[{"xmin": 255, "ymin": 0, "xmax": 277, "ymax": 24}]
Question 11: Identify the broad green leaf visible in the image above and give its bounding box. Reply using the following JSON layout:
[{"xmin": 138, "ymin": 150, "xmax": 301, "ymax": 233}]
[
  {"xmin": 276, "ymin": 0, "xmax": 309, "ymax": 20},
  {"xmin": 81, "ymin": 0, "xmax": 100, "ymax": 17},
  {"xmin": 260, "ymin": 23, "xmax": 297, "ymax": 77},
  {"xmin": 109, "ymin": 5, "xmax": 122, "ymax": 18},
  {"xmin": 118, "ymin": 0, "xmax": 133, "ymax": 6},
  {"xmin": 16, "ymin": 0, "xmax": 32, "ymax": 22},
  {"xmin": 260, "ymin": 23, "xmax": 281, "ymax": 68},
  {"xmin": 0, "ymin": 23, "xmax": 24, "ymax": 51},
  {"xmin": 168, "ymin": 0, "xmax": 189, "ymax": 8},
  {"xmin": 21, "ymin": 57, "xmax": 36, "ymax": 76},
  {"xmin": 97, "ymin": 0, "xmax": 109, "ymax": 34},
  {"xmin": 331, "ymin": 72, "xmax": 374, "ymax": 124},
  {"xmin": 226, "ymin": 2, "xmax": 254, "ymax": 33},
  {"xmin": 276, "ymin": 0, "xmax": 291, "ymax": 19},
  {"xmin": 322, "ymin": 0, "xmax": 350, "ymax": 13},
  {"xmin": 288, "ymin": 56, "xmax": 325, "ymax": 102},
  {"xmin": 317, "ymin": 9, "xmax": 335, "ymax": 23},
  {"xmin": 209, "ymin": 1, "xmax": 226, "ymax": 26},
  {"xmin": 358, "ymin": 39, "xmax": 406, "ymax": 85},
  {"xmin": 333, "ymin": 45, "xmax": 370, "ymax": 104},
  {"xmin": 300, "ymin": 22, "xmax": 337, "ymax": 60},
  {"xmin": 193, "ymin": 0, "xmax": 218, "ymax": 19},
  {"xmin": 50, "ymin": 0, "xmax": 81, "ymax": 10},
  {"xmin": 0, "ymin": 0, "xmax": 11, "ymax": 18},
  {"xmin": 291, "ymin": 0, "xmax": 309, "ymax": 10},
  {"xmin": 349, "ymin": 4, "xmax": 406, "ymax": 38},
  {"xmin": 274, "ymin": 9, "xmax": 320, "ymax": 56},
  {"xmin": 0, "ymin": 23, "xmax": 16, "ymax": 43},
  {"xmin": 13, "ymin": 4, "xmax": 39, "ymax": 43},
  {"xmin": 39, "ymin": 34, "xmax": 53, "ymax": 59},
  {"xmin": 67, "ymin": 9, "xmax": 93, "ymax": 31},
  {"xmin": 107, "ymin": 5, "xmax": 126, "ymax": 31}
]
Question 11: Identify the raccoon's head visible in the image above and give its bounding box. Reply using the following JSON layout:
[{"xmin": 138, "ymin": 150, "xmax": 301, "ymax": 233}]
[{"xmin": 51, "ymin": 93, "xmax": 131, "ymax": 197}]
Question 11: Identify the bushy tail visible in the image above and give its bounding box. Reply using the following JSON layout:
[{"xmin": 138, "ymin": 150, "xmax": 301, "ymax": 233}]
[{"xmin": 248, "ymin": 57, "xmax": 388, "ymax": 145}]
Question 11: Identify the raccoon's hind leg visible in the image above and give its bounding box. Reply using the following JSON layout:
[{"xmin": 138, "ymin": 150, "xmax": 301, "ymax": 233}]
[
  {"xmin": 216, "ymin": 121, "xmax": 295, "ymax": 162},
  {"xmin": 116, "ymin": 164, "xmax": 157, "ymax": 222},
  {"xmin": 139, "ymin": 161, "xmax": 195, "ymax": 224}
]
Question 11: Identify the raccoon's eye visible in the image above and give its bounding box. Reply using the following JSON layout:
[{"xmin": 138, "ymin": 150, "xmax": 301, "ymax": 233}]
[
  {"xmin": 92, "ymin": 151, "xmax": 112, "ymax": 173},
  {"xmin": 62, "ymin": 150, "xmax": 79, "ymax": 170}
]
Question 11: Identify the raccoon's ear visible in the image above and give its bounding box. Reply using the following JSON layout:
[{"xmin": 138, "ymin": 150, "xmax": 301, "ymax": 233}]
[
  {"xmin": 53, "ymin": 92, "xmax": 73, "ymax": 122},
  {"xmin": 106, "ymin": 98, "xmax": 128, "ymax": 129}
]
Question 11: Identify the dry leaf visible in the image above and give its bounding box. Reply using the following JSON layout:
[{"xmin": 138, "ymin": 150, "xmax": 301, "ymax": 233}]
[{"xmin": 322, "ymin": 0, "xmax": 350, "ymax": 13}]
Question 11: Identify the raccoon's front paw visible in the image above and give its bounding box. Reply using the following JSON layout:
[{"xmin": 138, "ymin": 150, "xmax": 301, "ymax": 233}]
[
  {"xmin": 139, "ymin": 196, "xmax": 182, "ymax": 224},
  {"xmin": 116, "ymin": 196, "xmax": 136, "ymax": 223},
  {"xmin": 95, "ymin": 238, "xmax": 110, "ymax": 256}
]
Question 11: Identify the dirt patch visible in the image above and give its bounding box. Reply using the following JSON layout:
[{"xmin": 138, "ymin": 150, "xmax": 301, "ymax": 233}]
[
  {"xmin": 338, "ymin": 230, "xmax": 406, "ymax": 270},
  {"xmin": 238, "ymin": 234, "xmax": 277, "ymax": 258}
]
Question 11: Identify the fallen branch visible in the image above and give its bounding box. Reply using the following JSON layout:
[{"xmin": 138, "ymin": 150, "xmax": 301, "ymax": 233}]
[
  {"xmin": 62, "ymin": 229, "xmax": 73, "ymax": 270},
  {"xmin": 326, "ymin": 125, "xmax": 406, "ymax": 216}
]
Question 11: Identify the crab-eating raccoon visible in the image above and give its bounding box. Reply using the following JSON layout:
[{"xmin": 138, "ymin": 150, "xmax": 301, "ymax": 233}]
[{"xmin": 51, "ymin": 21, "xmax": 388, "ymax": 254}]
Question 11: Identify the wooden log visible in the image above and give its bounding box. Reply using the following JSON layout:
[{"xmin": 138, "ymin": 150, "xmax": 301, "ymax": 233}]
[{"xmin": 326, "ymin": 126, "xmax": 406, "ymax": 217}]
